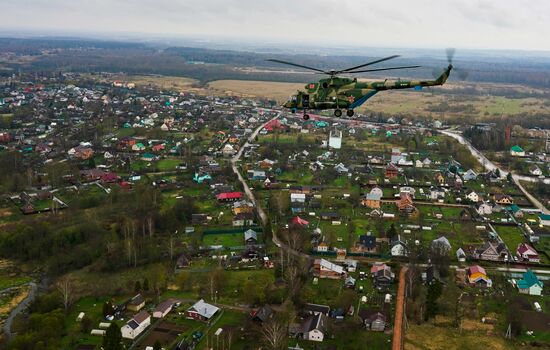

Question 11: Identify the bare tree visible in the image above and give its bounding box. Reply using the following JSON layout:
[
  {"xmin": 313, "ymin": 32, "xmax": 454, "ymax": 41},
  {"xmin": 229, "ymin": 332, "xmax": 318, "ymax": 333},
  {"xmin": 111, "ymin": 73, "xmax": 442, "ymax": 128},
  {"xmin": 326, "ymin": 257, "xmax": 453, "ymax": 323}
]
[
  {"xmin": 56, "ymin": 276, "xmax": 75, "ymax": 313},
  {"xmin": 261, "ymin": 319, "xmax": 287, "ymax": 350}
]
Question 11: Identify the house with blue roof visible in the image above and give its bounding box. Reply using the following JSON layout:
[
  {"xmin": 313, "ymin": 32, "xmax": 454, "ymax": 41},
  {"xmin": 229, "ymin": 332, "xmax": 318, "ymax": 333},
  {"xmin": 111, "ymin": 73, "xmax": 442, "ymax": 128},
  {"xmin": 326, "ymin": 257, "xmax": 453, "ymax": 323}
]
[{"xmin": 517, "ymin": 270, "xmax": 543, "ymax": 296}]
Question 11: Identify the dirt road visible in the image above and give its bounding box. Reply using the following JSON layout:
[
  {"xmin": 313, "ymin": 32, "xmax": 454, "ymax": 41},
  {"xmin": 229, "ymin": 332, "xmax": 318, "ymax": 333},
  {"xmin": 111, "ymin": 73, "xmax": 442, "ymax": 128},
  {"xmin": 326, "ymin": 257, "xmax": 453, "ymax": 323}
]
[{"xmin": 392, "ymin": 267, "xmax": 408, "ymax": 350}]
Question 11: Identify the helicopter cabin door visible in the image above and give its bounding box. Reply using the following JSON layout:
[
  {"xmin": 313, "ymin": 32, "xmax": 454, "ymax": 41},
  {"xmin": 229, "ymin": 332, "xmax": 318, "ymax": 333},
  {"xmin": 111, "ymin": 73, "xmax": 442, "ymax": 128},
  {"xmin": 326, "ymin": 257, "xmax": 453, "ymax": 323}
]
[{"xmin": 302, "ymin": 94, "xmax": 309, "ymax": 108}]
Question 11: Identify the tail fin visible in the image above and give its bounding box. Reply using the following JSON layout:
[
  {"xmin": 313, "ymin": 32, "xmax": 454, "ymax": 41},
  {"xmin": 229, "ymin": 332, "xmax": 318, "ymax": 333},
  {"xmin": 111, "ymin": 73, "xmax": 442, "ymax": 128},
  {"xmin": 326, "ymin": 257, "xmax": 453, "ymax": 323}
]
[{"xmin": 435, "ymin": 64, "xmax": 453, "ymax": 85}]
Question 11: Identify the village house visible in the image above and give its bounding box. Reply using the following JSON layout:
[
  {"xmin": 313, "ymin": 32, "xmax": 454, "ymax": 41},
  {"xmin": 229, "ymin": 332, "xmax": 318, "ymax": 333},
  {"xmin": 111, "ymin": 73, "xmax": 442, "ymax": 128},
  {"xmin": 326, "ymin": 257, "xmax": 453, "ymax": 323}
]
[
  {"xmin": 232, "ymin": 212, "xmax": 255, "ymax": 227},
  {"xmin": 250, "ymin": 305, "xmax": 274, "ymax": 323},
  {"xmin": 153, "ymin": 299, "xmax": 175, "ymax": 318},
  {"xmin": 316, "ymin": 242, "xmax": 329, "ymax": 252},
  {"xmin": 391, "ymin": 239, "xmax": 408, "ymax": 257},
  {"xmin": 506, "ymin": 204, "xmax": 524, "ymax": 218},
  {"xmin": 429, "ymin": 187, "xmax": 446, "ymax": 201},
  {"xmin": 396, "ymin": 192, "xmax": 416, "ymax": 215},
  {"xmin": 434, "ymin": 172, "xmax": 445, "ymax": 185},
  {"xmin": 121, "ymin": 311, "xmax": 151, "ymax": 339},
  {"xmin": 371, "ymin": 263, "xmax": 394, "ymax": 290},
  {"xmin": 539, "ymin": 214, "xmax": 550, "ymax": 226},
  {"xmin": 354, "ymin": 235, "xmax": 377, "ymax": 253},
  {"xmin": 516, "ymin": 270, "xmax": 543, "ymax": 296},
  {"xmin": 359, "ymin": 309, "xmax": 387, "ymax": 332},
  {"xmin": 232, "ymin": 200, "xmax": 254, "ymax": 215},
  {"xmin": 187, "ymin": 299, "xmax": 220, "ymax": 321},
  {"xmin": 475, "ymin": 202, "xmax": 493, "ymax": 216},
  {"xmin": 510, "ymin": 145, "xmax": 525, "ymax": 157},
  {"xmin": 463, "ymin": 169, "xmax": 478, "ymax": 181},
  {"xmin": 474, "ymin": 241, "xmax": 509, "ymax": 262},
  {"xmin": 529, "ymin": 165, "xmax": 543, "ymax": 176},
  {"xmin": 176, "ymin": 254, "xmax": 191, "ymax": 269},
  {"xmin": 467, "ymin": 265, "xmax": 492, "ymax": 288},
  {"xmin": 431, "ymin": 236, "xmax": 451, "ymax": 255},
  {"xmin": 313, "ymin": 259, "xmax": 346, "ymax": 279},
  {"xmin": 216, "ymin": 192, "xmax": 243, "ymax": 202},
  {"xmin": 516, "ymin": 243, "xmax": 540, "ymax": 263},
  {"xmin": 127, "ymin": 294, "xmax": 145, "ymax": 312},
  {"xmin": 493, "ymin": 194, "xmax": 514, "ymax": 205},
  {"xmin": 298, "ymin": 313, "xmax": 327, "ymax": 342},
  {"xmin": 244, "ymin": 229, "xmax": 258, "ymax": 246},
  {"xmin": 385, "ymin": 163, "xmax": 399, "ymax": 178},
  {"xmin": 465, "ymin": 189, "xmax": 480, "ymax": 203}
]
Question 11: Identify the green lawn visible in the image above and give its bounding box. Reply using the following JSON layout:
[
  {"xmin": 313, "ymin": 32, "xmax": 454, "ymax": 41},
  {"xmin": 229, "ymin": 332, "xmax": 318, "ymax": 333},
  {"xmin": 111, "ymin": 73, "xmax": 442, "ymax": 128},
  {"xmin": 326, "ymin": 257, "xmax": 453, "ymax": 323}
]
[
  {"xmin": 202, "ymin": 232, "xmax": 253, "ymax": 248},
  {"xmin": 0, "ymin": 274, "xmax": 32, "ymax": 290},
  {"xmin": 495, "ymin": 225, "xmax": 525, "ymax": 251},
  {"xmin": 157, "ymin": 158, "xmax": 181, "ymax": 171}
]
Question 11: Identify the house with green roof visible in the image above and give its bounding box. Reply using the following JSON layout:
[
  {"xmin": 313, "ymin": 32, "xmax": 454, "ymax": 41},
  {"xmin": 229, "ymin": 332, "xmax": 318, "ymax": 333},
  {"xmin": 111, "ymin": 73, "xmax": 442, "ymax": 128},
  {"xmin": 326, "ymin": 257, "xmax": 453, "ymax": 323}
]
[
  {"xmin": 506, "ymin": 204, "xmax": 524, "ymax": 218},
  {"xmin": 510, "ymin": 145, "xmax": 525, "ymax": 157},
  {"xmin": 517, "ymin": 270, "xmax": 543, "ymax": 296},
  {"xmin": 140, "ymin": 153, "xmax": 157, "ymax": 161},
  {"xmin": 539, "ymin": 213, "xmax": 550, "ymax": 227}
]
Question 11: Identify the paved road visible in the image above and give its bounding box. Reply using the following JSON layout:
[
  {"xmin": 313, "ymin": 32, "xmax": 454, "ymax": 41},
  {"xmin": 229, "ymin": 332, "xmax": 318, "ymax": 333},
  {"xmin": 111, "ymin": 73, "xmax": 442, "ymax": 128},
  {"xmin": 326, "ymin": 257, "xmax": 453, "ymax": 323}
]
[
  {"xmin": 3, "ymin": 282, "xmax": 37, "ymax": 340},
  {"xmin": 441, "ymin": 130, "xmax": 549, "ymax": 214}
]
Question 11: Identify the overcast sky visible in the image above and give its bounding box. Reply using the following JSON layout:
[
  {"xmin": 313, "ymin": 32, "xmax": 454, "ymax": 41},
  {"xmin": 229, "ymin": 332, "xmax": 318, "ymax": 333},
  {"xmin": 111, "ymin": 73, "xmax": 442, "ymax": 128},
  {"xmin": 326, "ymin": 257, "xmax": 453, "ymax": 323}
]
[{"xmin": 2, "ymin": 0, "xmax": 550, "ymax": 51}]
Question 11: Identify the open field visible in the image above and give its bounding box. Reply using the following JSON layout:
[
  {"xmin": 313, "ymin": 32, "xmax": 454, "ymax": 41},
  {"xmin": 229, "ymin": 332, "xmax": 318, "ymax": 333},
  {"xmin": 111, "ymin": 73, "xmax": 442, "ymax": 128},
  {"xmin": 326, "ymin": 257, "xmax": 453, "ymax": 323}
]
[
  {"xmin": 113, "ymin": 74, "xmax": 199, "ymax": 91},
  {"xmin": 207, "ymin": 80, "xmax": 304, "ymax": 102},
  {"xmin": 405, "ymin": 322, "xmax": 519, "ymax": 350}
]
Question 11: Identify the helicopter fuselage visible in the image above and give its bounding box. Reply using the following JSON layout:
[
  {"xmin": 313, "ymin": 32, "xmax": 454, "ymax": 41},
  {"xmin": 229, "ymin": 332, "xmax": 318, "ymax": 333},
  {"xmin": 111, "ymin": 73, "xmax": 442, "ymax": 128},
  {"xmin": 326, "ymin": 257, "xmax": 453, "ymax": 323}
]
[{"xmin": 283, "ymin": 64, "xmax": 453, "ymax": 114}]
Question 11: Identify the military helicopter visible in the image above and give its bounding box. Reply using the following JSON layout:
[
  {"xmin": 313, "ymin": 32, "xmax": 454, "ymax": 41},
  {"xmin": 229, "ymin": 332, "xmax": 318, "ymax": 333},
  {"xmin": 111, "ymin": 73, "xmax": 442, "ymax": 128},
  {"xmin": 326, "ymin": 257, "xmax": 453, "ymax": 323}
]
[{"xmin": 269, "ymin": 53, "xmax": 454, "ymax": 120}]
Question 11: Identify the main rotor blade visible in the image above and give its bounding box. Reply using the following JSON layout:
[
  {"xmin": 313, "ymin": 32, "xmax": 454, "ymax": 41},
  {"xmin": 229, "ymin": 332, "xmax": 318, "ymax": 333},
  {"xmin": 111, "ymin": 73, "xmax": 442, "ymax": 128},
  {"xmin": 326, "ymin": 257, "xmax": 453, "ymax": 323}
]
[
  {"xmin": 346, "ymin": 65, "xmax": 421, "ymax": 73},
  {"xmin": 267, "ymin": 59, "xmax": 328, "ymax": 74},
  {"xmin": 337, "ymin": 55, "xmax": 400, "ymax": 73},
  {"xmin": 446, "ymin": 48, "xmax": 456, "ymax": 64}
]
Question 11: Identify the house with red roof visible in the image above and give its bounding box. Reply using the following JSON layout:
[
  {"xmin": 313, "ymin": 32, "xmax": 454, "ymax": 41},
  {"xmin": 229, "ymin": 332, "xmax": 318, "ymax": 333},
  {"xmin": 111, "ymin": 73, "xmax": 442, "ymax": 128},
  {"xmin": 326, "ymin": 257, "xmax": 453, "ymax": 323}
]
[
  {"xmin": 216, "ymin": 192, "xmax": 243, "ymax": 202},
  {"xmin": 152, "ymin": 143, "xmax": 165, "ymax": 152},
  {"xmin": 516, "ymin": 243, "xmax": 539, "ymax": 263},
  {"xmin": 263, "ymin": 119, "xmax": 283, "ymax": 132},
  {"xmin": 385, "ymin": 163, "xmax": 398, "ymax": 178},
  {"xmin": 100, "ymin": 172, "xmax": 120, "ymax": 184},
  {"xmin": 290, "ymin": 216, "xmax": 309, "ymax": 226}
]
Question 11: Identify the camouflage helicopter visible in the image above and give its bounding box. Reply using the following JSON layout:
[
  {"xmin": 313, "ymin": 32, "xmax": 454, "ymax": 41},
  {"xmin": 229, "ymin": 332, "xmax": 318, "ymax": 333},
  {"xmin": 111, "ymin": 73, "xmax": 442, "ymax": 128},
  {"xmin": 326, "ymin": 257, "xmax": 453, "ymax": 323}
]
[{"xmin": 269, "ymin": 54, "xmax": 453, "ymax": 120}]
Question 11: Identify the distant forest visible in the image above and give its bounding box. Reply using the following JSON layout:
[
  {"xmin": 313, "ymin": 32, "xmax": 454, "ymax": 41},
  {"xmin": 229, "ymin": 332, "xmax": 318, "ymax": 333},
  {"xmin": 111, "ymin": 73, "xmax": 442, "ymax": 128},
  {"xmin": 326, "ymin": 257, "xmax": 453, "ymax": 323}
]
[{"xmin": 1, "ymin": 37, "xmax": 550, "ymax": 89}]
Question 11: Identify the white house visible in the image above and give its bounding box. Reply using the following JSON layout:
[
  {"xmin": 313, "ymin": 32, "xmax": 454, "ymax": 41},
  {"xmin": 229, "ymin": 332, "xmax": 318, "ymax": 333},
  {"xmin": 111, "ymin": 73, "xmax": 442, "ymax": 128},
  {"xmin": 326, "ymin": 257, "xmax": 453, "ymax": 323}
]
[
  {"xmin": 463, "ymin": 169, "xmax": 478, "ymax": 181},
  {"xmin": 476, "ymin": 202, "xmax": 493, "ymax": 216},
  {"xmin": 539, "ymin": 214, "xmax": 550, "ymax": 227},
  {"xmin": 529, "ymin": 165, "xmax": 542, "ymax": 176},
  {"xmin": 301, "ymin": 313, "xmax": 327, "ymax": 342},
  {"xmin": 465, "ymin": 190, "xmax": 480, "ymax": 203},
  {"xmin": 517, "ymin": 270, "xmax": 543, "ymax": 296},
  {"xmin": 121, "ymin": 311, "xmax": 151, "ymax": 339},
  {"xmin": 291, "ymin": 193, "xmax": 306, "ymax": 203},
  {"xmin": 153, "ymin": 300, "xmax": 175, "ymax": 318},
  {"xmin": 391, "ymin": 241, "xmax": 408, "ymax": 257},
  {"xmin": 369, "ymin": 186, "xmax": 384, "ymax": 198},
  {"xmin": 328, "ymin": 130, "xmax": 342, "ymax": 149},
  {"xmin": 510, "ymin": 145, "xmax": 525, "ymax": 157}
]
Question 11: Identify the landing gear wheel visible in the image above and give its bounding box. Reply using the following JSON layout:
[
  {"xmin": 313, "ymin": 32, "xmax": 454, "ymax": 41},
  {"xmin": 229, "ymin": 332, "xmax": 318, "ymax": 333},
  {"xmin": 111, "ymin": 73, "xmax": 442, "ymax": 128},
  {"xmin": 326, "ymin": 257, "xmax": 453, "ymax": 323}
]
[
  {"xmin": 346, "ymin": 109, "xmax": 354, "ymax": 117},
  {"xmin": 303, "ymin": 114, "xmax": 310, "ymax": 120},
  {"xmin": 334, "ymin": 109, "xmax": 342, "ymax": 117}
]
